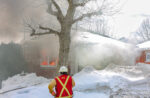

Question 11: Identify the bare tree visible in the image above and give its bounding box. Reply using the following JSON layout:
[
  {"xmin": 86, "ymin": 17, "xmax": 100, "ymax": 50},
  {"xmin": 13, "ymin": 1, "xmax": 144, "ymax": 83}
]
[
  {"xmin": 26, "ymin": 0, "xmax": 118, "ymax": 69},
  {"xmin": 77, "ymin": 17, "xmax": 111, "ymax": 37},
  {"xmin": 137, "ymin": 18, "xmax": 150, "ymax": 42}
]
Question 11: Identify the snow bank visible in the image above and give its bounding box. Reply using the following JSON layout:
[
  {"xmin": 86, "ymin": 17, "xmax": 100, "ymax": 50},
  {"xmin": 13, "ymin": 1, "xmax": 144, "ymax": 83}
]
[
  {"xmin": 136, "ymin": 63, "xmax": 150, "ymax": 77},
  {"xmin": 73, "ymin": 66, "xmax": 129, "ymax": 93},
  {"xmin": 0, "ymin": 73, "xmax": 49, "ymax": 93},
  {"xmin": 1, "ymin": 64, "xmax": 150, "ymax": 98},
  {"xmin": 73, "ymin": 65, "xmax": 150, "ymax": 97}
]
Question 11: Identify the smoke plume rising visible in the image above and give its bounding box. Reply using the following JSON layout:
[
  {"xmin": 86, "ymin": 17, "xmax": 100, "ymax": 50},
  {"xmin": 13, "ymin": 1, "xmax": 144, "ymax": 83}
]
[{"xmin": 0, "ymin": 0, "xmax": 48, "ymax": 43}]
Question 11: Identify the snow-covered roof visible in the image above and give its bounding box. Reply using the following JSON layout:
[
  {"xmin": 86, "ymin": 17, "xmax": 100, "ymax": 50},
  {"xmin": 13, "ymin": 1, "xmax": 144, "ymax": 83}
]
[
  {"xmin": 137, "ymin": 41, "xmax": 150, "ymax": 49},
  {"xmin": 74, "ymin": 31, "xmax": 132, "ymax": 48}
]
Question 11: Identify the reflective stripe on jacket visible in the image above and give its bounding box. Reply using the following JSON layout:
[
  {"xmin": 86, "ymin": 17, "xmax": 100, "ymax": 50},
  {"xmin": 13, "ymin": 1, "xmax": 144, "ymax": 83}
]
[{"xmin": 55, "ymin": 75, "xmax": 73, "ymax": 98}]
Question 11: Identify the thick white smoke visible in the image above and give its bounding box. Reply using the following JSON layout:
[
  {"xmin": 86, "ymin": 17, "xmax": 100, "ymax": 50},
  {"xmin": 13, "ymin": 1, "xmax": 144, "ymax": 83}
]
[
  {"xmin": 22, "ymin": 31, "xmax": 140, "ymax": 71},
  {"xmin": 71, "ymin": 31, "xmax": 139, "ymax": 70}
]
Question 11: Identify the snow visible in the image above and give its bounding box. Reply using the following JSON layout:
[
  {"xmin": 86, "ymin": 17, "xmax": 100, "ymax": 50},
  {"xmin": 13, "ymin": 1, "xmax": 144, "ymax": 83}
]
[
  {"xmin": 1, "ymin": 64, "xmax": 150, "ymax": 98},
  {"xmin": 75, "ymin": 32, "xmax": 130, "ymax": 48},
  {"xmin": 73, "ymin": 65, "xmax": 150, "ymax": 97},
  {"xmin": 137, "ymin": 41, "xmax": 150, "ymax": 49},
  {"xmin": 73, "ymin": 67, "xmax": 128, "ymax": 93},
  {"xmin": 0, "ymin": 73, "xmax": 49, "ymax": 94}
]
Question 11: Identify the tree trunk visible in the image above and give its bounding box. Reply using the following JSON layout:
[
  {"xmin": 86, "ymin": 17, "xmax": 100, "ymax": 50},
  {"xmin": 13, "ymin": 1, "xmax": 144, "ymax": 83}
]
[
  {"xmin": 57, "ymin": 4, "xmax": 75, "ymax": 72},
  {"xmin": 57, "ymin": 26, "xmax": 71, "ymax": 69}
]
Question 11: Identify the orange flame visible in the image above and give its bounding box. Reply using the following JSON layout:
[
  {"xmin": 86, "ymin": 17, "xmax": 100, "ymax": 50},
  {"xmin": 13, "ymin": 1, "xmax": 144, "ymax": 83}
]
[
  {"xmin": 50, "ymin": 61, "xmax": 56, "ymax": 66},
  {"xmin": 49, "ymin": 58, "xmax": 58, "ymax": 66},
  {"xmin": 41, "ymin": 61, "xmax": 48, "ymax": 66},
  {"xmin": 41, "ymin": 58, "xmax": 59, "ymax": 67}
]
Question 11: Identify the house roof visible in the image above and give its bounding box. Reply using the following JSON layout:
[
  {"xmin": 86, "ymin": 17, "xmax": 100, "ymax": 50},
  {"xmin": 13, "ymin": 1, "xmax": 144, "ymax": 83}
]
[{"xmin": 137, "ymin": 41, "xmax": 150, "ymax": 49}]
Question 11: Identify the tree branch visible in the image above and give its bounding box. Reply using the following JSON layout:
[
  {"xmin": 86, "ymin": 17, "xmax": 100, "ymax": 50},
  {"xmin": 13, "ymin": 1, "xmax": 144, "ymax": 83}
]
[
  {"xmin": 72, "ymin": 11, "xmax": 101, "ymax": 24},
  {"xmin": 27, "ymin": 24, "xmax": 60, "ymax": 36},
  {"xmin": 74, "ymin": 0, "xmax": 91, "ymax": 7},
  {"xmin": 67, "ymin": 0, "xmax": 70, "ymax": 3},
  {"xmin": 51, "ymin": 0, "xmax": 64, "ymax": 18},
  {"xmin": 26, "ymin": 24, "xmax": 36, "ymax": 36},
  {"xmin": 47, "ymin": 3, "xmax": 58, "ymax": 16},
  {"xmin": 31, "ymin": 31, "xmax": 58, "ymax": 36},
  {"xmin": 72, "ymin": 0, "xmax": 118, "ymax": 24},
  {"xmin": 67, "ymin": 0, "xmax": 71, "ymax": 4},
  {"xmin": 67, "ymin": 0, "xmax": 74, "ymax": 7},
  {"xmin": 39, "ymin": 26, "xmax": 60, "ymax": 35}
]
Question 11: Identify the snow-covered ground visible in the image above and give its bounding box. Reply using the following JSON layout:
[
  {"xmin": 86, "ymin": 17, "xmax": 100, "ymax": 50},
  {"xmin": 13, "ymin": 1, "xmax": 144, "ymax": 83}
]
[
  {"xmin": 0, "ymin": 63, "xmax": 150, "ymax": 98},
  {"xmin": 0, "ymin": 73, "xmax": 50, "ymax": 93}
]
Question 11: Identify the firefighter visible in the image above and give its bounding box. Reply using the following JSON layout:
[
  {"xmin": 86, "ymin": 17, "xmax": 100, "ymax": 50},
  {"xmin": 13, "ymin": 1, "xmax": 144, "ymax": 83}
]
[{"xmin": 48, "ymin": 66, "xmax": 75, "ymax": 98}]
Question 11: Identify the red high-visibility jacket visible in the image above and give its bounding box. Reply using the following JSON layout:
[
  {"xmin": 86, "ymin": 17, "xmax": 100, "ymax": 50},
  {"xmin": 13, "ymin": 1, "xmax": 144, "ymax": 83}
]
[{"xmin": 55, "ymin": 75, "xmax": 73, "ymax": 98}]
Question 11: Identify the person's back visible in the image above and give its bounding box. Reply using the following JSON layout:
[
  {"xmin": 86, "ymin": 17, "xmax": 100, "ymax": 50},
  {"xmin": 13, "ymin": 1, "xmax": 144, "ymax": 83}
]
[
  {"xmin": 48, "ymin": 66, "xmax": 75, "ymax": 98},
  {"xmin": 55, "ymin": 74, "xmax": 73, "ymax": 97}
]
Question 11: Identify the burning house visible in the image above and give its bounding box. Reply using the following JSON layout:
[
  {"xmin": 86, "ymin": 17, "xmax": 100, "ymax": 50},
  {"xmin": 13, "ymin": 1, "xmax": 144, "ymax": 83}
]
[
  {"xmin": 136, "ymin": 41, "xmax": 150, "ymax": 64},
  {"xmin": 22, "ymin": 35, "xmax": 60, "ymax": 78}
]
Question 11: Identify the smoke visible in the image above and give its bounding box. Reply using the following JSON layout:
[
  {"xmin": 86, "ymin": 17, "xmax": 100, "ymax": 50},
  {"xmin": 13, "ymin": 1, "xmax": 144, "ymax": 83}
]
[
  {"xmin": 22, "ymin": 34, "xmax": 59, "ymax": 63},
  {"xmin": 0, "ymin": 35, "xmax": 59, "ymax": 87},
  {"xmin": 71, "ymin": 32, "xmax": 140, "ymax": 70},
  {"xmin": 32, "ymin": 35, "xmax": 59, "ymax": 60},
  {"xmin": 0, "ymin": 0, "xmax": 48, "ymax": 43}
]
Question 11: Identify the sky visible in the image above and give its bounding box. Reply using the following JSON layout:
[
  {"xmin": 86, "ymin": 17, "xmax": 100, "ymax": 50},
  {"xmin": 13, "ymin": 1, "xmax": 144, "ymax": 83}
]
[
  {"xmin": 113, "ymin": 0, "xmax": 150, "ymax": 38},
  {"xmin": 0, "ymin": 0, "xmax": 150, "ymax": 43}
]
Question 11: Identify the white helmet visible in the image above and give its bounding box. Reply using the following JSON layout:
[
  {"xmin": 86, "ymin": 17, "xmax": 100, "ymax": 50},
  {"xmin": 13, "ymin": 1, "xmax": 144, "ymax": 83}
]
[{"xmin": 59, "ymin": 66, "xmax": 68, "ymax": 73}]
